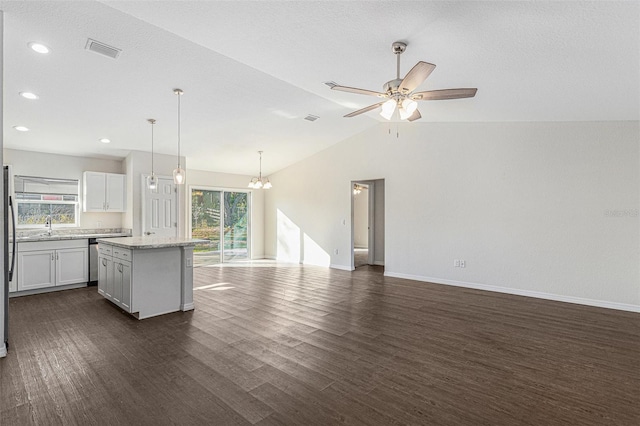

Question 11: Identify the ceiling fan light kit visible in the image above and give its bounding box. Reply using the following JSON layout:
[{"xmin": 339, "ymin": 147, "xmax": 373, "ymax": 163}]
[{"xmin": 330, "ymin": 41, "xmax": 477, "ymax": 122}]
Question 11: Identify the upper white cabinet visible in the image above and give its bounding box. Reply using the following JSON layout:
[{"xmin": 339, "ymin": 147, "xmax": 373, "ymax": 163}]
[{"xmin": 83, "ymin": 172, "xmax": 126, "ymax": 212}]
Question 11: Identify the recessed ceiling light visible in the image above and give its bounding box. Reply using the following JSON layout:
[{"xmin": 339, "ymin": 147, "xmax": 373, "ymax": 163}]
[
  {"xmin": 20, "ymin": 92, "xmax": 39, "ymax": 100},
  {"xmin": 99, "ymin": 138, "xmax": 111, "ymax": 144},
  {"xmin": 28, "ymin": 42, "xmax": 50, "ymax": 54},
  {"xmin": 13, "ymin": 126, "xmax": 30, "ymax": 132}
]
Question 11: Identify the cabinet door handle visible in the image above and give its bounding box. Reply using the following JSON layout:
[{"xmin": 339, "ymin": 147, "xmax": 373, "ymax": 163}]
[
  {"xmin": 118, "ymin": 264, "xmax": 123, "ymax": 273},
  {"xmin": 56, "ymin": 252, "xmax": 59, "ymax": 260},
  {"xmin": 102, "ymin": 259, "xmax": 107, "ymax": 266},
  {"xmin": 106, "ymin": 202, "xmax": 109, "ymax": 210},
  {"xmin": 51, "ymin": 253, "xmax": 54, "ymax": 261},
  {"xmin": 103, "ymin": 201, "xmax": 106, "ymax": 210}
]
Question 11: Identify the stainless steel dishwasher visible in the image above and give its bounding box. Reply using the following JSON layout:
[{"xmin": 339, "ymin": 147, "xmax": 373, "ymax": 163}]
[{"xmin": 88, "ymin": 238, "xmax": 99, "ymax": 285}]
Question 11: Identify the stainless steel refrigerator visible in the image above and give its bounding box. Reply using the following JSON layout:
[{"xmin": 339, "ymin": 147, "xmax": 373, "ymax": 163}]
[{"xmin": 3, "ymin": 165, "xmax": 16, "ymax": 350}]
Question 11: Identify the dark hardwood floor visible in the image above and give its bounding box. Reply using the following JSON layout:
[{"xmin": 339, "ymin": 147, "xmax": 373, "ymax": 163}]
[{"xmin": 1, "ymin": 264, "xmax": 639, "ymax": 425}]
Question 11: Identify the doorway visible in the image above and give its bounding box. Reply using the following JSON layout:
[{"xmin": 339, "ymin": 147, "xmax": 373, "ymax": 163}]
[
  {"xmin": 189, "ymin": 187, "xmax": 250, "ymax": 266},
  {"xmin": 351, "ymin": 179, "xmax": 385, "ymax": 270}
]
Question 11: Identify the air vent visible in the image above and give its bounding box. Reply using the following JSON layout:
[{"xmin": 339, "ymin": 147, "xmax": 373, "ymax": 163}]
[
  {"xmin": 304, "ymin": 115, "xmax": 319, "ymax": 122},
  {"xmin": 85, "ymin": 38, "xmax": 121, "ymax": 59}
]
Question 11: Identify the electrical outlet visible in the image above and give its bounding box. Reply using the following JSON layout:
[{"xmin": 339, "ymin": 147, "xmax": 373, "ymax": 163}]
[
  {"xmin": 454, "ymin": 259, "xmax": 460, "ymax": 267},
  {"xmin": 460, "ymin": 260, "xmax": 466, "ymax": 268},
  {"xmin": 96, "ymin": 221, "xmax": 102, "ymax": 228},
  {"xmin": 334, "ymin": 249, "xmax": 339, "ymax": 255}
]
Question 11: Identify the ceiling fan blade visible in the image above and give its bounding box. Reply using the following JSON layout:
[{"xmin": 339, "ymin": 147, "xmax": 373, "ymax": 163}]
[
  {"xmin": 331, "ymin": 85, "xmax": 387, "ymax": 98},
  {"xmin": 407, "ymin": 109, "xmax": 422, "ymax": 122},
  {"xmin": 399, "ymin": 61, "xmax": 436, "ymax": 94},
  {"xmin": 344, "ymin": 101, "xmax": 385, "ymax": 118},
  {"xmin": 411, "ymin": 88, "xmax": 477, "ymax": 101}
]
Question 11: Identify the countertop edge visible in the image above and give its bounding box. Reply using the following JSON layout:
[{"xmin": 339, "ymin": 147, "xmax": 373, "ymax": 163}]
[{"xmin": 96, "ymin": 237, "xmax": 207, "ymax": 249}]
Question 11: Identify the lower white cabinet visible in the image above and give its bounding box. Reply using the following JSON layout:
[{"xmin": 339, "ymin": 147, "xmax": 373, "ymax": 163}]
[
  {"xmin": 98, "ymin": 246, "xmax": 132, "ymax": 312},
  {"xmin": 17, "ymin": 240, "xmax": 88, "ymax": 292},
  {"xmin": 17, "ymin": 250, "xmax": 56, "ymax": 291}
]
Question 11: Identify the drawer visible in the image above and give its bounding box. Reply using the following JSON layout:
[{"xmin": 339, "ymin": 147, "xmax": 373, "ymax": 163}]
[
  {"xmin": 18, "ymin": 239, "xmax": 88, "ymax": 252},
  {"xmin": 113, "ymin": 247, "xmax": 131, "ymax": 262},
  {"xmin": 98, "ymin": 244, "xmax": 113, "ymax": 256}
]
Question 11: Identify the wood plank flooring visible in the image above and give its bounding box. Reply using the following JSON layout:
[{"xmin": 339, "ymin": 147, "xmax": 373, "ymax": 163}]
[{"xmin": 1, "ymin": 264, "xmax": 639, "ymax": 425}]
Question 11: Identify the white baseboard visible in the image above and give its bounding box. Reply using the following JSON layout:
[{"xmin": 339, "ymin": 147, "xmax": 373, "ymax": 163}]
[
  {"xmin": 373, "ymin": 261, "xmax": 385, "ymax": 266},
  {"xmin": 383, "ymin": 271, "xmax": 640, "ymax": 313},
  {"xmin": 181, "ymin": 303, "xmax": 195, "ymax": 311},
  {"xmin": 0, "ymin": 343, "xmax": 6, "ymax": 358},
  {"xmin": 330, "ymin": 264, "xmax": 354, "ymax": 271}
]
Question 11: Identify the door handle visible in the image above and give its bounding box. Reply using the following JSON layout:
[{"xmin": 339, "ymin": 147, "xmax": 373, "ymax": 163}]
[
  {"xmin": 51, "ymin": 253, "xmax": 54, "ymax": 261},
  {"xmin": 9, "ymin": 195, "xmax": 16, "ymax": 281},
  {"xmin": 106, "ymin": 202, "xmax": 109, "ymax": 210},
  {"xmin": 102, "ymin": 259, "xmax": 107, "ymax": 266},
  {"xmin": 144, "ymin": 232, "xmax": 155, "ymax": 235}
]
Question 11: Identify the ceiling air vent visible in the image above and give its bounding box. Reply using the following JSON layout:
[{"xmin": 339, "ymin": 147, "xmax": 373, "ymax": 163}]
[
  {"xmin": 85, "ymin": 38, "xmax": 121, "ymax": 59},
  {"xmin": 304, "ymin": 115, "xmax": 319, "ymax": 122}
]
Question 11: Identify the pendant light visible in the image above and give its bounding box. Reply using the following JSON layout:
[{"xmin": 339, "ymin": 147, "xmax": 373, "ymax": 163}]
[
  {"xmin": 147, "ymin": 118, "xmax": 158, "ymax": 190},
  {"xmin": 248, "ymin": 151, "xmax": 272, "ymax": 189},
  {"xmin": 172, "ymin": 88, "xmax": 185, "ymax": 185}
]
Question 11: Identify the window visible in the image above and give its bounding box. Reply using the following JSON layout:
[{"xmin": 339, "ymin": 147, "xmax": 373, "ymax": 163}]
[{"xmin": 14, "ymin": 175, "xmax": 80, "ymax": 228}]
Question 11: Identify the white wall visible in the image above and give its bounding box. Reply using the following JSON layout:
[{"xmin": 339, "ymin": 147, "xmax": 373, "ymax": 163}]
[
  {"xmin": 3, "ymin": 149, "xmax": 126, "ymax": 229},
  {"xmin": 265, "ymin": 121, "xmax": 640, "ymax": 311},
  {"xmin": 187, "ymin": 169, "xmax": 265, "ymax": 259},
  {"xmin": 353, "ymin": 185, "xmax": 368, "ymax": 248}
]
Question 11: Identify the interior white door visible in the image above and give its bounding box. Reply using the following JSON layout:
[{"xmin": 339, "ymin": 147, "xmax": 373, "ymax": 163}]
[{"xmin": 143, "ymin": 177, "xmax": 177, "ymax": 238}]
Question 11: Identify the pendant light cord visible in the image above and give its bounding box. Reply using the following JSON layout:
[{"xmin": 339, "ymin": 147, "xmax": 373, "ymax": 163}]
[
  {"xmin": 151, "ymin": 120, "xmax": 155, "ymax": 173},
  {"xmin": 177, "ymin": 92, "xmax": 181, "ymax": 168}
]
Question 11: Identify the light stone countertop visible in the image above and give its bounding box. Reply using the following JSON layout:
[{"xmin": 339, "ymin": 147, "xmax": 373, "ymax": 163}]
[
  {"xmin": 96, "ymin": 236, "xmax": 207, "ymax": 249},
  {"xmin": 13, "ymin": 232, "xmax": 131, "ymax": 243}
]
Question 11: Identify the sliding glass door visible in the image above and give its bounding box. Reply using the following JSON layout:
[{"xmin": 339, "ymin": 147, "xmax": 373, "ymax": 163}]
[{"xmin": 191, "ymin": 188, "xmax": 250, "ymax": 266}]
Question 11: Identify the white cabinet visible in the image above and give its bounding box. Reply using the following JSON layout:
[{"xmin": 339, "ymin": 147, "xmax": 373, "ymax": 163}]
[
  {"xmin": 17, "ymin": 250, "xmax": 56, "ymax": 291},
  {"xmin": 113, "ymin": 260, "xmax": 132, "ymax": 311},
  {"xmin": 56, "ymin": 248, "xmax": 89, "ymax": 286},
  {"xmin": 98, "ymin": 245, "xmax": 132, "ymax": 312},
  {"xmin": 17, "ymin": 240, "xmax": 88, "ymax": 292},
  {"xmin": 83, "ymin": 171, "xmax": 126, "ymax": 212},
  {"xmin": 97, "ymin": 255, "xmax": 110, "ymax": 297}
]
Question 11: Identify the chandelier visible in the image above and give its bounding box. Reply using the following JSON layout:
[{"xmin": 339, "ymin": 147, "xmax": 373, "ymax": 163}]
[{"xmin": 248, "ymin": 151, "xmax": 272, "ymax": 189}]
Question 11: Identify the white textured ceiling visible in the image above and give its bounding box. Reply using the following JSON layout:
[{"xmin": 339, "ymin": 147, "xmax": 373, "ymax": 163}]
[{"xmin": 2, "ymin": 1, "xmax": 639, "ymax": 175}]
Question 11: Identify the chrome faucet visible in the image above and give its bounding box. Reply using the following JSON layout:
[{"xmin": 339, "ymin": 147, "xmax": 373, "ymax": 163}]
[{"xmin": 45, "ymin": 215, "xmax": 53, "ymax": 236}]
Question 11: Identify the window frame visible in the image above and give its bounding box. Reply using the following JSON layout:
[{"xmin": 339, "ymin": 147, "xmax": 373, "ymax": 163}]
[{"xmin": 14, "ymin": 175, "xmax": 81, "ymax": 229}]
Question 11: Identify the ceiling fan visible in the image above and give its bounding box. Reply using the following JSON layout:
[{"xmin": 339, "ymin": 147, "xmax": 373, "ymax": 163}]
[{"xmin": 327, "ymin": 41, "xmax": 477, "ymax": 122}]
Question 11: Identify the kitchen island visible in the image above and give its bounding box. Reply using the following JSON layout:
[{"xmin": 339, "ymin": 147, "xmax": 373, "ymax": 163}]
[{"xmin": 96, "ymin": 236, "xmax": 204, "ymax": 319}]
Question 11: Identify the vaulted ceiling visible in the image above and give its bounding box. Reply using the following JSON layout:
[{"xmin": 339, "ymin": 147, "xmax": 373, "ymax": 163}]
[{"xmin": 3, "ymin": 1, "xmax": 638, "ymax": 175}]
